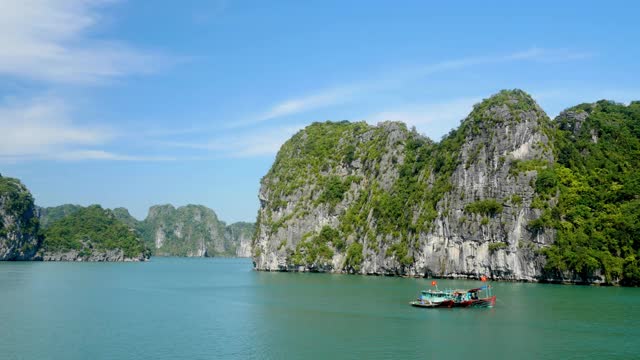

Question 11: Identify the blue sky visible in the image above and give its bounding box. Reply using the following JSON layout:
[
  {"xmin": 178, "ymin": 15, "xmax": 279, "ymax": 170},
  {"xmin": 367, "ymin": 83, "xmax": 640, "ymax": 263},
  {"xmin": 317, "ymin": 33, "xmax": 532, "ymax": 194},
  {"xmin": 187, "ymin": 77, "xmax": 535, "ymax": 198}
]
[{"xmin": 1, "ymin": 0, "xmax": 639, "ymax": 222}]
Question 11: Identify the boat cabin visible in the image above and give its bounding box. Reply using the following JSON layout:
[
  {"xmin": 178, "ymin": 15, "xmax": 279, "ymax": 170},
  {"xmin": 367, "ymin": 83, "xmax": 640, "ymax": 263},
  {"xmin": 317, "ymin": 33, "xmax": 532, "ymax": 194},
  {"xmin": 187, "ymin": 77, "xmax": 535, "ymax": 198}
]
[{"xmin": 419, "ymin": 290, "xmax": 452, "ymax": 303}]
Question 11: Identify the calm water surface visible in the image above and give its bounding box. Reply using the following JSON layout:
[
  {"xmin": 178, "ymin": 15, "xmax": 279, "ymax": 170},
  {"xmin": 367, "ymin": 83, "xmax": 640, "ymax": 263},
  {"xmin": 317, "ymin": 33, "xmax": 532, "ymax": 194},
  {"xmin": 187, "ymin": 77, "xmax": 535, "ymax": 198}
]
[{"xmin": 0, "ymin": 258, "xmax": 638, "ymax": 359}]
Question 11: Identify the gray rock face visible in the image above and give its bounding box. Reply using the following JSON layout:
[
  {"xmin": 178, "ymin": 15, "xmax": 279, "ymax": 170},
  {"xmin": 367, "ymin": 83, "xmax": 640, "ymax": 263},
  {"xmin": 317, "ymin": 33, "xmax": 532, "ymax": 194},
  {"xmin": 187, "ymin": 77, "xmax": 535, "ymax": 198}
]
[
  {"xmin": 0, "ymin": 175, "xmax": 41, "ymax": 260},
  {"xmin": 43, "ymin": 248, "xmax": 147, "ymax": 262},
  {"xmin": 141, "ymin": 204, "xmax": 254, "ymax": 257},
  {"xmin": 141, "ymin": 204, "xmax": 226, "ymax": 256},
  {"xmin": 556, "ymin": 109, "xmax": 589, "ymax": 136},
  {"xmin": 253, "ymin": 121, "xmax": 411, "ymax": 272},
  {"xmin": 225, "ymin": 222, "xmax": 254, "ymax": 257},
  {"xmin": 253, "ymin": 90, "xmax": 560, "ymax": 281},
  {"xmin": 411, "ymin": 100, "xmax": 554, "ymax": 281}
]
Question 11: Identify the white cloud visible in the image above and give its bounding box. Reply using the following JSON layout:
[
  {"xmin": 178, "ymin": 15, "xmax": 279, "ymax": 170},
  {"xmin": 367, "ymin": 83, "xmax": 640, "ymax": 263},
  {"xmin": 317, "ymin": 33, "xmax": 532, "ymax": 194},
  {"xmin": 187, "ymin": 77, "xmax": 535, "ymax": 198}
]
[
  {"xmin": 0, "ymin": 0, "xmax": 168, "ymax": 84},
  {"xmin": 504, "ymin": 47, "xmax": 593, "ymax": 62},
  {"xmin": 405, "ymin": 48, "xmax": 592, "ymax": 78},
  {"xmin": 51, "ymin": 150, "xmax": 176, "ymax": 162},
  {"xmin": 241, "ymin": 48, "xmax": 593, "ymax": 127},
  {"xmin": 255, "ymin": 87, "xmax": 354, "ymax": 123},
  {"xmin": 0, "ymin": 1, "xmax": 180, "ymax": 162},
  {"xmin": 368, "ymin": 97, "xmax": 481, "ymax": 139},
  {"xmin": 0, "ymin": 96, "xmax": 176, "ymax": 162},
  {"xmin": 162, "ymin": 125, "xmax": 304, "ymax": 158},
  {"xmin": 169, "ymin": 46, "xmax": 596, "ymax": 157},
  {"xmin": 0, "ymin": 97, "xmax": 112, "ymax": 156},
  {"xmin": 0, "ymin": 95, "xmax": 299, "ymax": 162},
  {"xmin": 229, "ymin": 125, "xmax": 304, "ymax": 157}
]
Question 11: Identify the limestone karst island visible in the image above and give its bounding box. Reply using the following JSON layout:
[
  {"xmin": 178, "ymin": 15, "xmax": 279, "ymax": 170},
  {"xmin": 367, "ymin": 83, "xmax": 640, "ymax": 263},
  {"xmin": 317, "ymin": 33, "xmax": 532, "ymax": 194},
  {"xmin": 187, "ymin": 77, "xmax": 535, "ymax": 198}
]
[
  {"xmin": 1, "ymin": 1, "xmax": 639, "ymax": 359},
  {"xmin": 252, "ymin": 90, "xmax": 640, "ymax": 286}
]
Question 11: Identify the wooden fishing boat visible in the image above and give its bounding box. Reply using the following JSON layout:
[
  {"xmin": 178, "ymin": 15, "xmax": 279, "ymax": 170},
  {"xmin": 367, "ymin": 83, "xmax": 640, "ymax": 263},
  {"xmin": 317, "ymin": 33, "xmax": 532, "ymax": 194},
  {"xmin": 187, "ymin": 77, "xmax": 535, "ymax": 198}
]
[
  {"xmin": 410, "ymin": 278, "xmax": 496, "ymax": 309},
  {"xmin": 452, "ymin": 286, "xmax": 496, "ymax": 308}
]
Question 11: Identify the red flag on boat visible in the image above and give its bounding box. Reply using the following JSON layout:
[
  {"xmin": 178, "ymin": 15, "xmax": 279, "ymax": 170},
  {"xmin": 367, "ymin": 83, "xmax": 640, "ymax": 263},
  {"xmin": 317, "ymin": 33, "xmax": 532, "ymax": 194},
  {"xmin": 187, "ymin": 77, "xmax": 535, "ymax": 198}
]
[
  {"xmin": 480, "ymin": 275, "xmax": 487, "ymax": 282},
  {"xmin": 431, "ymin": 280, "xmax": 437, "ymax": 286}
]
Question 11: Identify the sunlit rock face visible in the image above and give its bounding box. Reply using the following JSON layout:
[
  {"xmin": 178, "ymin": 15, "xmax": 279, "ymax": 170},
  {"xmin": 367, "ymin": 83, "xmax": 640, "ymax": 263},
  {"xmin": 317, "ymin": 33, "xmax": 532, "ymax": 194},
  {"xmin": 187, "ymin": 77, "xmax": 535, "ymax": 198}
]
[{"xmin": 253, "ymin": 90, "xmax": 559, "ymax": 281}]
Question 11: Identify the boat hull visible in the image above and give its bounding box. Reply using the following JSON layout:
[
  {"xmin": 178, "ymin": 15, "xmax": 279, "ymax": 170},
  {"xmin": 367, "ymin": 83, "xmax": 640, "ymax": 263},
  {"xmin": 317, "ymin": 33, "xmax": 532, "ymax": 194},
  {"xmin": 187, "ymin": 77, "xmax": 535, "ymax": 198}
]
[
  {"xmin": 453, "ymin": 295, "xmax": 496, "ymax": 308},
  {"xmin": 410, "ymin": 300, "xmax": 454, "ymax": 308},
  {"xmin": 470, "ymin": 295, "xmax": 496, "ymax": 308}
]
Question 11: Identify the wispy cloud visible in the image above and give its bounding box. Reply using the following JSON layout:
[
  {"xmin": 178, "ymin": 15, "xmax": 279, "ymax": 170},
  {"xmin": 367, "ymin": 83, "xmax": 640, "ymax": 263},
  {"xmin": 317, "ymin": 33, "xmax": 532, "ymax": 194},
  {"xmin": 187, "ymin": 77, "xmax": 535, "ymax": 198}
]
[
  {"xmin": 532, "ymin": 88, "xmax": 640, "ymax": 118},
  {"xmin": 161, "ymin": 125, "xmax": 304, "ymax": 158},
  {"xmin": 505, "ymin": 47, "xmax": 593, "ymax": 62},
  {"xmin": 0, "ymin": 94, "xmax": 298, "ymax": 162},
  {"xmin": 241, "ymin": 47, "xmax": 593, "ymax": 127},
  {"xmin": 0, "ymin": 1, "xmax": 182, "ymax": 162},
  {"xmin": 405, "ymin": 47, "xmax": 592, "ymax": 77},
  {"xmin": 50, "ymin": 150, "xmax": 177, "ymax": 162},
  {"xmin": 0, "ymin": 0, "xmax": 172, "ymax": 84},
  {"xmin": 168, "ymin": 48, "xmax": 594, "ymax": 157},
  {"xmin": 250, "ymin": 87, "xmax": 355, "ymax": 125},
  {"xmin": 367, "ymin": 97, "xmax": 481, "ymax": 138},
  {"xmin": 0, "ymin": 96, "xmax": 111, "ymax": 155},
  {"xmin": 0, "ymin": 96, "xmax": 175, "ymax": 162}
]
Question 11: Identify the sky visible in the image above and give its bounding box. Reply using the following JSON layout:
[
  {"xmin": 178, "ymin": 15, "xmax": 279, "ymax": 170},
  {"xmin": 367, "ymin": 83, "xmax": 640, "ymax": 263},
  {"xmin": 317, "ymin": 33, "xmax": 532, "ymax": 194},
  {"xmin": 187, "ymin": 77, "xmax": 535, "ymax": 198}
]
[{"xmin": 0, "ymin": 0, "xmax": 639, "ymax": 222}]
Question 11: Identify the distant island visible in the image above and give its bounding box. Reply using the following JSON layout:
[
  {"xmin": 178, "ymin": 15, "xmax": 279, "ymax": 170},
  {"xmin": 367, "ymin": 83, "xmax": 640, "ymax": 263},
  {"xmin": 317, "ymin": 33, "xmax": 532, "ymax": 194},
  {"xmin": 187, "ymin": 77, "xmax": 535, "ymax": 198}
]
[
  {"xmin": 252, "ymin": 89, "xmax": 640, "ymax": 286},
  {"xmin": 0, "ymin": 175, "xmax": 254, "ymax": 261},
  {"xmin": 39, "ymin": 203, "xmax": 253, "ymax": 259}
]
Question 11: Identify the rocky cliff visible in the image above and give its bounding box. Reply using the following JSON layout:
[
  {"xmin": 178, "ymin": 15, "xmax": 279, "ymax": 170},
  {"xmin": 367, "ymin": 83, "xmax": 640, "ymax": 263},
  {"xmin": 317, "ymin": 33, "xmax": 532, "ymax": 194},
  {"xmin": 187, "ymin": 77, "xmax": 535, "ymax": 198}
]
[
  {"xmin": 416, "ymin": 91, "xmax": 555, "ymax": 281},
  {"xmin": 225, "ymin": 222, "xmax": 254, "ymax": 257},
  {"xmin": 0, "ymin": 175, "xmax": 41, "ymax": 260},
  {"xmin": 42, "ymin": 248, "xmax": 146, "ymax": 262},
  {"xmin": 253, "ymin": 90, "xmax": 640, "ymax": 284},
  {"xmin": 140, "ymin": 204, "xmax": 253, "ymax": 257}
]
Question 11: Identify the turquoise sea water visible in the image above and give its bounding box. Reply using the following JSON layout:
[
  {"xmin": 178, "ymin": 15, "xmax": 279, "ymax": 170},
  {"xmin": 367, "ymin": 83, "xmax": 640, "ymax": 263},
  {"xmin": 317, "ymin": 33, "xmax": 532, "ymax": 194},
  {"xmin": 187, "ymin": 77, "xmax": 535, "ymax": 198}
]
[{"xmin": 1, "ymin": 257, "xmax": 638, "ymax": 359}]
